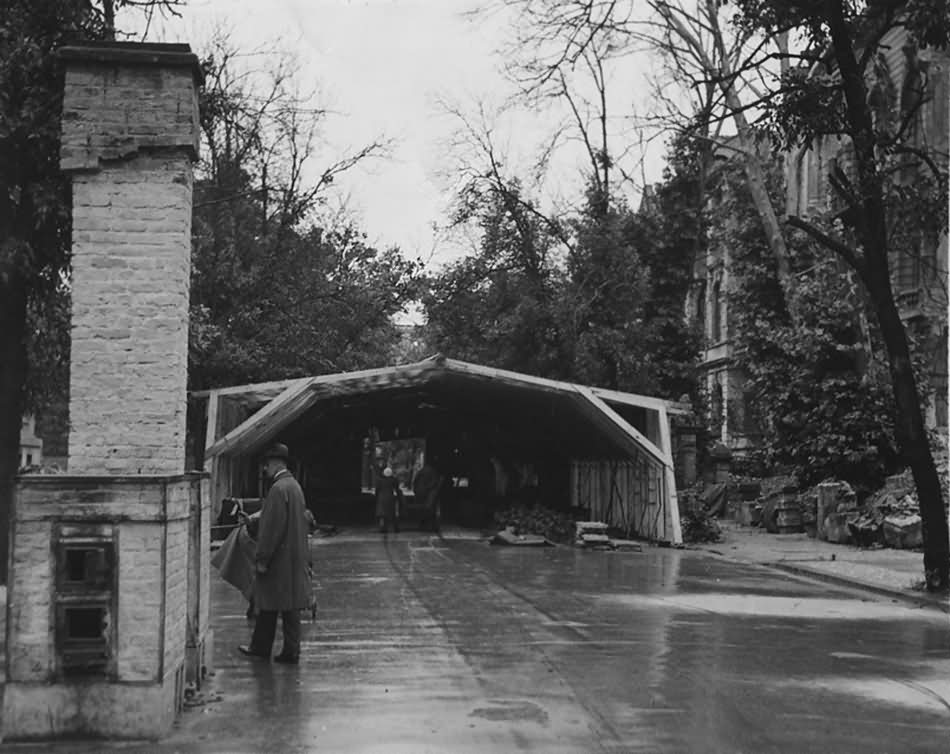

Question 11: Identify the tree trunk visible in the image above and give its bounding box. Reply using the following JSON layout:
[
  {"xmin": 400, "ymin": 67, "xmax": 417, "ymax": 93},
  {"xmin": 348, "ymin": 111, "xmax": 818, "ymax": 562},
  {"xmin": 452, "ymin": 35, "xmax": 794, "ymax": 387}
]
[
  {"xmin": 823, "ymin": 0, "xmax": 949, "ymax": 592},
  {"xmin": 102, "ymin": 0, "xmax": 116, "ymax": 39},
  {"xmin": 725, "ymin": 99, "xmax": 799, "ymax": 323},
  {"xmin": 869, "ymin": 266, "xmax": 949, "ymax": 591},
  {"xmin": 0, "ymin": 276, "xmax": 28, "ymax": 585}
]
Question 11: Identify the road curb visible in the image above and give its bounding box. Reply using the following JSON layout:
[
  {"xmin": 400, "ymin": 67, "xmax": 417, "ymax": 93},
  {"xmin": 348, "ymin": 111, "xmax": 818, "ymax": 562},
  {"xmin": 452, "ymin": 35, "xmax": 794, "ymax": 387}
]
[{"xmin": 767, "ymin": 561, "xmax": 950, "ymax": 615}]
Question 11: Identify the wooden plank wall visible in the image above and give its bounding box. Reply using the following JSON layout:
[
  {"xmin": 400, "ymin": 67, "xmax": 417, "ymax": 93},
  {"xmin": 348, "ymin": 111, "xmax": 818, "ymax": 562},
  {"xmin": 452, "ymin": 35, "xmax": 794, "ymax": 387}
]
[{"xmin": 570, "ymin": 453, "xmax": 671, "ymax": 542}]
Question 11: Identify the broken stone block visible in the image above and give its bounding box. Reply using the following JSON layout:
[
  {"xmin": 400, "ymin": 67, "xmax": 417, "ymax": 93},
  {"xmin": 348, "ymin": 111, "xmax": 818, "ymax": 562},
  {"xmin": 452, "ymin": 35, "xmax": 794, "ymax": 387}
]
[
  {"xmin": 884, "ymin": 469, "xmax": 914, "ymax": 497},
  {"xmin": 738, "ymin": 500, "xmax": 761, "ymax": 527},
  {"xmin": 848, "ymin": 510, "xmax": 884, "ymax": 548},
  {"xmin": 882, "ymin": 514, "xmax": 923, "ymax": 549},
  {"xmin": 823, "ymin": 512, "xmax": 854, "ymax": 544}
]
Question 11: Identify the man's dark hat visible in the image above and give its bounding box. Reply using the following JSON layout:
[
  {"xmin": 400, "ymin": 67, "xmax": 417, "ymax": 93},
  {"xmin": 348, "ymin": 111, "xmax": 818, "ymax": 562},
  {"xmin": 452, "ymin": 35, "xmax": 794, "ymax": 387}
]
[{"xmin": 262, "ymin": 442, "xmax": 290, "ymax": 461}]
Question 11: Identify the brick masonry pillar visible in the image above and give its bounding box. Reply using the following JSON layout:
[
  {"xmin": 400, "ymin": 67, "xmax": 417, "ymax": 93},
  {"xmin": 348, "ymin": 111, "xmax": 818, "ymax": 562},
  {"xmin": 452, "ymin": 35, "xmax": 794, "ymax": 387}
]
[{"xmin": 60, "ymin": 43, "xmax": 200, "ymax": 475}]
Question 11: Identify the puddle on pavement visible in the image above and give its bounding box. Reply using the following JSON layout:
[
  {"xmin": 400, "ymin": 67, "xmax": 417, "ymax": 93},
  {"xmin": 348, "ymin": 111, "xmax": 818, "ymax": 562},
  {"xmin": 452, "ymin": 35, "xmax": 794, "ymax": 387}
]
[
  {"xmin": 830, "ymin": 651, "xmax": 878, "ymax": 660},
  {"xmin": 469, "ymin": 699, "xmax": 549, "ymax": 724},
  {"xmin": 601, "ymin": 592, "xmax": 950, "ymax": 622},
  {"xmin": 776, "ymin": 676, "xmax": 950, "ymax": 713}
]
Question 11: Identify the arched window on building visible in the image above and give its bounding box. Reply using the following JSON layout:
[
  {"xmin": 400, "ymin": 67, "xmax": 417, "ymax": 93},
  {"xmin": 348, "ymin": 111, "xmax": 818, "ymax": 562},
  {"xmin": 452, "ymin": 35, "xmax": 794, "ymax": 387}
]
[
  {"xmin": 695, "ymin": 280, "xmax": 706, "ymax": 342},
  {"xmin": 710, "ymin": 377, "xmax": 724, "ymax": 440},
  {"xmin": 710, "ymin": 277, "xmax": 722, "ymax": 343}
]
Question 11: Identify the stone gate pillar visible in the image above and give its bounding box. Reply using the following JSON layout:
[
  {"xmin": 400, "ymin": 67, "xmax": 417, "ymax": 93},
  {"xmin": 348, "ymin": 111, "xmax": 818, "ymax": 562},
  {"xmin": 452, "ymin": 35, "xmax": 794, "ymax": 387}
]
[
  {"xmin": 63, "ymin": 42, "xmax": 199, "ymax": 476},
  {"xmin": 3, "ymin": 42, "xmax": 209, "ymax": 742}
]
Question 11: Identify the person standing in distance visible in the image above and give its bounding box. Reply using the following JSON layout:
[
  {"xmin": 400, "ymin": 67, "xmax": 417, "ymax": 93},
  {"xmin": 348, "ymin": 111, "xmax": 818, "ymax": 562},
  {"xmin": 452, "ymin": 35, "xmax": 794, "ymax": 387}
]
[
  {"xmin": 238, "ymin": 442, "xmax": 311, "ymax": 664},
  {"xmin": 375, "ymin": 466, "xmax": 403, "ymax": 533}
]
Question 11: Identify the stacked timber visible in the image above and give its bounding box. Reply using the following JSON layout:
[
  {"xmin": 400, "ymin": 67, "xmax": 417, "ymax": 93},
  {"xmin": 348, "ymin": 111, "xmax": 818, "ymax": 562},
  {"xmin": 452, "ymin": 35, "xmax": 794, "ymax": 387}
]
[
  {"xmin": 573, "ymin": 521, "xmax": 642, "ymax": 551},
  {"xmin": 575, "ymin": 521, "xmax": 611, "ymax": 548}
]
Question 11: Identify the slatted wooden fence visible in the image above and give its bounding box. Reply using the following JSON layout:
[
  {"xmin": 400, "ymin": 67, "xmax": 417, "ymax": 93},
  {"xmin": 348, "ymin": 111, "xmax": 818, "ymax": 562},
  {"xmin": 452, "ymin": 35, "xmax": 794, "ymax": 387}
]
[{"xmin": 570, "ymin": 453, "xmax": 672, "ymax": 543}]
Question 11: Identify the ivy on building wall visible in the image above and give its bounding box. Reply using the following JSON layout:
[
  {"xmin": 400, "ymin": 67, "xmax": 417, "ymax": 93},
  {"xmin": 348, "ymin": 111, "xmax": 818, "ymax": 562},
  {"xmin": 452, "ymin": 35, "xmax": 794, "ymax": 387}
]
[{"xmin": 713, "ymin": 161, "xmax": 905, "ymax": 493}]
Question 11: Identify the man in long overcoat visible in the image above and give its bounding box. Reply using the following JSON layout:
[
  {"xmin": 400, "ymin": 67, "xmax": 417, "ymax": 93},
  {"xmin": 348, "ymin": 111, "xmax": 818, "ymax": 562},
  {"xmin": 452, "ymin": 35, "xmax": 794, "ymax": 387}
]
[
  {"xmin": 375, "ymin": 466, "xmax": 403, "ymax": 533},
  {"xmin": 238, "ymin": 443, "xmax": 311, "ymax": 664}
]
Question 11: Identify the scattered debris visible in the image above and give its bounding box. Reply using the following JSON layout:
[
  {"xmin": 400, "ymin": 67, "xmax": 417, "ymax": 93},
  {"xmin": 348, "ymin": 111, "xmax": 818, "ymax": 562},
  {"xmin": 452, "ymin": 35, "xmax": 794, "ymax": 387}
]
[
  {"xmin": 573, "ymin": 522, "xmax": 643, "ymax": 551},
  {"xmin": 816, "ymin": 480, "xmax": 859, "ymax": 544},
  {"xmin": 607, "ymin": 539, "xmax": 643, "ymax": 552},
  {"xmin": 699, "ymin": 483, "xmax": 728, "ymax": 517},
  {"xmin": 848, "ymin": 510, "xmax": 883, "ymax": 548},
  {"xmin": 183, "ymin": 683, "xmax": 222, "ymax": 709},
  {"xmin": 882, "ymin": 514, "xmax": 923, "ymax": 549},
  {"xmin": 493, "ymin": 503, "xmax": 574, "ymax": 543},
  {"xmin": 490, "ymin": 526, "xmax": 554, "ymax": 547},
  {"xmin": 183, "ymin": 691, "xmax": 223, "ymax": 709},
  {"xmin": 575, "ymin": 521, "xmax": 609, "ymax": 548}
]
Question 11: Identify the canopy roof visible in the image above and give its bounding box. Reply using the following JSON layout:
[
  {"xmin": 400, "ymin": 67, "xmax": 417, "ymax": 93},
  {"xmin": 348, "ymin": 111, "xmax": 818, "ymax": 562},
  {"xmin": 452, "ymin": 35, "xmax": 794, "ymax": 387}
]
[{"xmin": 201, "ymin": 356, "xmax": 687, "ymax": 466}]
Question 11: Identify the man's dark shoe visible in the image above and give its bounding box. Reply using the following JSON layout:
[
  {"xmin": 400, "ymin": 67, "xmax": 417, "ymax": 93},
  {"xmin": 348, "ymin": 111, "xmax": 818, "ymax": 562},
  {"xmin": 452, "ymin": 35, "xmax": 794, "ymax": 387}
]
[
  {"xmin": 273, "ymin": 653, "xmax": 299, "ymax": 665},
  {"xmin": 237, "ymin": 645, "xmax": 270, "ymax": 660}
]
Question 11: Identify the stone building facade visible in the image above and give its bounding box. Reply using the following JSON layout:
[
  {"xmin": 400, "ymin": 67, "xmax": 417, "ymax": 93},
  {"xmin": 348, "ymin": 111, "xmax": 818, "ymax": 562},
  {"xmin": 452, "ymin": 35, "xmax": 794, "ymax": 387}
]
[
  {"xmin": 689, "ymin": 29, "xmax": 949, "ymax": 453},
  {"xmin": 784, "ymin": 29, "xmax": 949, "ymax": 432}
]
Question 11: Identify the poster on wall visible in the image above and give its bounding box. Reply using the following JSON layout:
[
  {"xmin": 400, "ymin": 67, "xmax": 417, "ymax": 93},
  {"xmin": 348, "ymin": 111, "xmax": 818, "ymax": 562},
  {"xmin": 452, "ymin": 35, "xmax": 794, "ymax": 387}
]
[{"xmin": 360, "ymin": 436, "xmax": 426, "ymax": 495}]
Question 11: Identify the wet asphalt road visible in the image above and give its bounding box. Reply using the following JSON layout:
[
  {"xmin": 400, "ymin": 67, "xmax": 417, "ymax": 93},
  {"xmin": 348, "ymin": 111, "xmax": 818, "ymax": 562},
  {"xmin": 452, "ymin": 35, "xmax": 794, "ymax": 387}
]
[{"xmin": 7, "ymin": 530, "xmax": 949, "ymax": 753}]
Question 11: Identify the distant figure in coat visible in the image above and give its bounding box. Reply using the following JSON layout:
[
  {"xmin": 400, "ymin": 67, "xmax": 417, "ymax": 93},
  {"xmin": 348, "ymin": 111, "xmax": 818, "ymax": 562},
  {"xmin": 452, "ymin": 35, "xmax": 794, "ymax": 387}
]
[
  {"xmin": 238, "ymin": 443, "xmax": 311, "ymax": 664},
  {"xmin": 413, "ymin": 461, "xmax": 444, "ymax": 533},
  {"xmin": 375, "ymin": 467, "xmax": 403, "ymax": 533}
]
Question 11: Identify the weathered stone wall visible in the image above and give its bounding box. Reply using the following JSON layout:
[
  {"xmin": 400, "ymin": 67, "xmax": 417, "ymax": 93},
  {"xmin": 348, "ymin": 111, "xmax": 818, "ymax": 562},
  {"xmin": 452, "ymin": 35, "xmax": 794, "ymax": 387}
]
[
  {"xmin": 117, "ymin": 522, "xmax": 164, "ymax": 680},
  {"xmin": 164, "ymin": 518, "xmax": 189, "ymax": 675},
  {"xmin": 59, "ymin": 50, "xmax": 199, "ymax": 172},
  {"xmin": 3, "ymin": 475, "xmax": 200, "ymax": 740},
  {"xmin": 6, "ymin": 520, "xmax": 53, "ymax": 682},
  {"xmin": 67, "ymin": 156, "xmax": 193, "ymax": 475}
]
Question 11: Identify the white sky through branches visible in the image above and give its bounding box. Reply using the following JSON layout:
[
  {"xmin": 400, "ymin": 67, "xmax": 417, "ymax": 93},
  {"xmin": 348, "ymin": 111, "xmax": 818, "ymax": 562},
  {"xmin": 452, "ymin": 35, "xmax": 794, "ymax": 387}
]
[{"xmin": 129, "ymin": 0, "xmax": 667, "ymax": 272}]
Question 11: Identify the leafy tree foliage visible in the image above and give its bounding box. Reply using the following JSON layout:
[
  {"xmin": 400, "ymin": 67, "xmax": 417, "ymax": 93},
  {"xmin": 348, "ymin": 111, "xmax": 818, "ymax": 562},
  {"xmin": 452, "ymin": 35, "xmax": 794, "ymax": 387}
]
[
  {"xmin": 190, "ymin": 220, "xmax": 422, "ymax": 388},
  {"xmin": 424, "ymin": 150, "xmax": 702, "ymax": 400},
  {"xmin": 423, "ymin": 181, "xmax": 567, "ymax": 377},
  {"xmin": 631, "ymin": 134, "xmax": 708, "ymax": 402},
  {"xmin": 726, "ymin": 203, "xmax": 902, "ymax": 489},
  {"xmin": 188, "ymin": 35, "xmax": 423, "ymax": 389},
  {"xmin": 563, "ymin": 185, "xmax": 651, "ymax": 391}
]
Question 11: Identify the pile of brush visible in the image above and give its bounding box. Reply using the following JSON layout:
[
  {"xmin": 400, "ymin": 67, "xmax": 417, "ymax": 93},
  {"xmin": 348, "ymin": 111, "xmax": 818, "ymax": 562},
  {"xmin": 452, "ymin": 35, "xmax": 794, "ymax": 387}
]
[{"xmin": 493, "ymin": 503, "xmax": 575, "ymax": 543}]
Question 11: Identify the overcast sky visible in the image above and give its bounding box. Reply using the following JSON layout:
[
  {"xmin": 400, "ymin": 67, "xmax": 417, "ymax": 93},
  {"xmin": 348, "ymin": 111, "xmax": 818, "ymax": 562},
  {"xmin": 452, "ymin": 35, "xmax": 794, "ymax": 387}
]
[{"xmin": 134, "ymin": 0, "xmax": 666, "ymax": 270}]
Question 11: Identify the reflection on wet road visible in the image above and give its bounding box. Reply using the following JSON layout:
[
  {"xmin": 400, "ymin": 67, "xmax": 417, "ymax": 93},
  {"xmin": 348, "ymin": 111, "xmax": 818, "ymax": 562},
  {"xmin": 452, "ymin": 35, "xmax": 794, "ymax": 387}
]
[{"xmin": 10, "ymin": 531, "xmax": 949, "ymax": 753}]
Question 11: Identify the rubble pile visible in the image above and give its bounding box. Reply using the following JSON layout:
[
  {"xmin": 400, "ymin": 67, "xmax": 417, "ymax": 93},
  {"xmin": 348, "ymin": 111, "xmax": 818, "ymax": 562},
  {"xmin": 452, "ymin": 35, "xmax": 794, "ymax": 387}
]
[
  {"xmin": 812, "ymin": 470, "xmax": 930, "ymax": 550},
  {"xmin": 493, "ymin": 503, "xmax": 575, "ymax": 543},
  {"xmin": 854, "ymin": 470, "xmax": 921, "ymax": 549}
]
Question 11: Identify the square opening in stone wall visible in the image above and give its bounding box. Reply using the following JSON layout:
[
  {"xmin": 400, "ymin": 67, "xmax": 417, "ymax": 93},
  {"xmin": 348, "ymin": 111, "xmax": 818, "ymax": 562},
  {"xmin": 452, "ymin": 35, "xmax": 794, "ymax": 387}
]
[
  {"xmin": 56, "ymin": 542, "xmax": 114, "ymax": 591},
  {"xmin": 56, "ymin": 602, "xmax": 113, "ymax": 676},
  {"xmin": 66, "ymin": 606, "xmax": 106, "ymax": 639}
]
